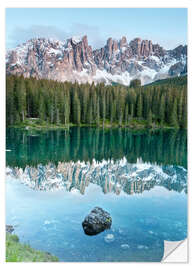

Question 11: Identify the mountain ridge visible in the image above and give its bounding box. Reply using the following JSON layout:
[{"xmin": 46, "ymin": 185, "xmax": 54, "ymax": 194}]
[{"xmin": 6, "ymin": 35, "xmax": 187, "ymax": 85}]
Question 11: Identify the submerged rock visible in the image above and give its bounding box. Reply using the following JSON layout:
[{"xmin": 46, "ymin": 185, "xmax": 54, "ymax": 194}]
[
  {"xmin": 137, "ymin": 245, "xmax": 149, "ymax": 250},
  {"xmin": 121, "ymin": 244, "xmax": 130, "ymax": 249},
  {"xmin": 82, "ymin": 207, "xmax": 112, "ymax": 235},
  {"xmin": 6, "ymin": 225, "xmax": 14, "ymax": 234},
  {"xmin": 104, "ymin": 234, "xmax": 115, "ymax": 243}
]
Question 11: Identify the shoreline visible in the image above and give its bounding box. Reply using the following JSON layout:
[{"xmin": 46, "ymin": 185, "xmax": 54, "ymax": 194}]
[
  {"xmin": 7, "ymin": 121, "xmax": 183, "ymax": 132},
  {"xmin": 6, "ymin": 230, "xmax": 59, "ymax": 262}
]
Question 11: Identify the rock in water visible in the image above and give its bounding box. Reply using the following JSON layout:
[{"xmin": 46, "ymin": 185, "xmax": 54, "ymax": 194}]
[
  {"xmin": 121, "ymin": 244, "xmax": 130, "ymax": 249},
  {"xmin": 104, "ymin": 234, "xmax": 115, "ymax": 243},
  {"xmin": 82, "ymin": 207, "xmax": 112, "ymax": 235},
  {"xmin": 6, "ymin": 225, "xmax": 14, "ymax": 234}
]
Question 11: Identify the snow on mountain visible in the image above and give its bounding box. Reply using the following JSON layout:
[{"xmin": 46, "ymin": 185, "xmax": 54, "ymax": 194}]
[
  {"xmin": 72, "ymin": 36, "xmax": 82, "ymax": 44},
  {"xmin": 6, "ymin": 35, "xmax": 187, "ymax": 85}
]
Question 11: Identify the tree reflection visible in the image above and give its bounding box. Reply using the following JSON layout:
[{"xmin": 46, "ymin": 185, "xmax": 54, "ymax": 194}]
[{"xmin": 6, "ymin": 127, "xmax": 187, "ymax": 169}]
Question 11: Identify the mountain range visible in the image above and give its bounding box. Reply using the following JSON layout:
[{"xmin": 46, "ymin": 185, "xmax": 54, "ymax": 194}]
[{"xmin": 6, "ymin": 35, "xmax": 187, "ymax": 85}]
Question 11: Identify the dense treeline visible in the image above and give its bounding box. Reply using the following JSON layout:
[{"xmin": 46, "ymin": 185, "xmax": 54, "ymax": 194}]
[
  {"xmin": 6, "ymin": 75, "xmax": 187, "ymax": 128},
  {"xmin": 145, "ymin": 75, "xmax": 187, "ymax": 87}
]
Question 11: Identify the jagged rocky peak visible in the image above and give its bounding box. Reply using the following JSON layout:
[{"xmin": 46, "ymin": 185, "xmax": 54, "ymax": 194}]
[
  {"xmin": 104, "ymin": 37, "xmax": 128, "ymax": 58},
  {"xmin": 169, "ymin": 44, "xmax": 187, "ymax": 59},
  {"xmin": 129, "ymin": 37, "xmax": 142, "ymax": 56},
  {"xmin": 119, "ymin": 36, "xmax": 127, "ymax": 48},
  {"xmin": 6, "ymin": 35, "xmax": 187, "ymax": 86},
  {"xmin": 129, "ymin": 37, "xmax": 165, "ymax": 58}
]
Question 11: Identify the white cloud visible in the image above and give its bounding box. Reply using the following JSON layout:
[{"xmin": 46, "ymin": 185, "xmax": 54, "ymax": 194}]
[
  {"xmin": 6, "ymin": 24, "xmax": 105, "ymax": 50},
  {"xmin": 6, "ymin": 23, "xmax": 186, "ymax": 51}
]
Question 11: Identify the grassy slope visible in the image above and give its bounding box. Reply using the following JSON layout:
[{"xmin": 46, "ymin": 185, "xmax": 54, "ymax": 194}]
[{"xmin": 6, "ymin": 233, "xmax": 59, "ymax": 262}]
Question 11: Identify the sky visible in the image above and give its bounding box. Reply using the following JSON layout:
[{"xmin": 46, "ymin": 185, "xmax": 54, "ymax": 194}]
[{"xmin": 6, "ymin": 8, "xmax": 187, "ymax": 50}]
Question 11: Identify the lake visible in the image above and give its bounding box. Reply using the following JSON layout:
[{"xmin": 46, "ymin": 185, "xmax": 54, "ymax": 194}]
[{"xmin": 6, "ymin": 127, "xmax": 187, "ymax": 262}]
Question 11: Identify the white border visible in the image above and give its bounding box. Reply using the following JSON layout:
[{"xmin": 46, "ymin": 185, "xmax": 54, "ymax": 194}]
[{"xmin": 0, "ymin": 1, "xmax": 192, "ymax": 269}]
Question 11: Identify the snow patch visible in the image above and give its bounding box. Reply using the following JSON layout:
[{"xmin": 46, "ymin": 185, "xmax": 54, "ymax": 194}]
[
  {"xmin": 93, "ymin": 69, "xmax": 132, "ymax": 86},
  {"xmin": 72, "ymin": 36, "xmax": 81, "ymax": 44},
  {"xmin": 48, "ymin": 48, "xmax": 62, "ymax": 56}
]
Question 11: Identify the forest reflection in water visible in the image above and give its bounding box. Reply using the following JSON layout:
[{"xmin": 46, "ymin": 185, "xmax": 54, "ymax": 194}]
[{"xmin": 6, "ymin": 127, "xmax": 187, "ymax": 168}]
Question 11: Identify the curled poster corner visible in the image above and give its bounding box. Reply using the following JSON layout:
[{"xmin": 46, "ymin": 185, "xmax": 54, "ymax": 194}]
[{"xmin": 161, "ymin": 239, "xmax": 188, "ymax": 263}]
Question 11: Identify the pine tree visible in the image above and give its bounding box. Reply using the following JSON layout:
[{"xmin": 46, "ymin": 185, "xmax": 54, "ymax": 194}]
[
  {"xmin": 6, "ymin": 76, "xmax": 16, "ymax": 125},
  {"xmin": 15, "ymin": 77, "xmax": 26, "ymax": 122},
  {"xmin": 181, "ymin": 96, "xmax": 187, "ymax": 129},
  {"xmin": 130, "ymin": 103, "xmax": 134, "ymax": 119},
  {"xmin": 130, "ymin": 79, "xmax": 141, "ymax": 88},
  {"xmin": 64, "ymin": 92, "xmax": 70, "ymax": 125},
  {"xmin": 136, "ymin": 93, "xmax": 143, "ymax": 118},
  {"xmin": 169, "ymin": 99, "xmax": 179, "ymax": 128},
  {"xmin": 147, "ymin": 109, "xmax": 152, "ymax": 127},
  {"xmin": 96, "ymin": 98, "xmax": 100, "ymax": 126},
  {"xmin": 178, "ymin": 91, "xmax": 183, "ymax": 125},
  {"xmin": 38, "ymin": 94, "xmax": 46, "ymax": 121},
  {"xmin": 87, "ymin": 101, "xmax": 93, "ymax": 125},
  {"xmin": 124, "ymin": 104, "xmax": 129, "ymax": 125},
  {"xmin": 159, "ymin": 94, "xmax": 165, "ymax": 125},
  {"xmin": 72, "ymin": 91, "xmax": 81, "ymax": 125},
  {"xmin": 102, "ymin": 94, "xmax": 106, "ymax": 128}
]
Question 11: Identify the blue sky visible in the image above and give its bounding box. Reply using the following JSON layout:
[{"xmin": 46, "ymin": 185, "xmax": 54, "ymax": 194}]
[{"xmin": 6, "ymin": 8, "xmax": 187, "ymax": 50}]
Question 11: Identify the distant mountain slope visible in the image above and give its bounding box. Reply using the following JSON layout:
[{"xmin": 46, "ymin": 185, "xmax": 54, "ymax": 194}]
[
  {"xmin": 144, "ymin": 75, "xmax": 187, "ymax": 87},
  {"xmin": 6, "ymin": 35, "xmax": 187, "ymax": 85}
]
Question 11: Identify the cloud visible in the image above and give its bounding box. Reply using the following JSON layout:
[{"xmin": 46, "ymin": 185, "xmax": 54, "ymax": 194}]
[
  {"xmin": 7, "ymin": 25, "xmax": 69, "ymax": 48},
  {"xmin": 7, "ymin": 23, "xmax": 184, "ymax": 51},
  {"xmin": 6, "ymin": 24, "xmax": 105, "ymax": 50},
  {"xmin": 70, "ymin": 23, "xmax": 105, "ymax": 49}
]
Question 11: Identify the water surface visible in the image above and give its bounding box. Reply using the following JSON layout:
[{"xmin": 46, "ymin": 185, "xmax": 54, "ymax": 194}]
[{"xmin": 6, "ymin": 127, "xmax": 187, "ymax": 262}]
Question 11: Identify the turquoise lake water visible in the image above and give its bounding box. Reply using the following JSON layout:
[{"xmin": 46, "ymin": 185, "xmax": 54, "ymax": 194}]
[{"xmin": 6, "ymin": 127, "xmax": 187, "ymax": 262}]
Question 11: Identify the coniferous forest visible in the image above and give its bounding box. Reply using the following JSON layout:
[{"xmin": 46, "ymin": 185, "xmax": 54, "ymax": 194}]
[{"xmin": 6, "ymin": 75, "xmax": 187, "ymax": 129}]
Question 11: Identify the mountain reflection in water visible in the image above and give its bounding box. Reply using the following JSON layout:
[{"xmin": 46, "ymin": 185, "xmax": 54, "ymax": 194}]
[{"xmin": 6, "ymin": 158, "xmax": 187, "ymax": 195}]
